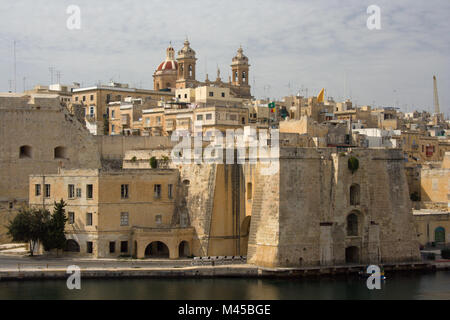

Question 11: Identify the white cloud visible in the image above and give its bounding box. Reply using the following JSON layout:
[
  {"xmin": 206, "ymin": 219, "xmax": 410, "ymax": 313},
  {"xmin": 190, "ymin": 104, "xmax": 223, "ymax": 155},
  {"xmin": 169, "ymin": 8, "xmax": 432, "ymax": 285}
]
[{"xmin": 0, "ymin": 0, "xmax": 448, "ymax": 115}]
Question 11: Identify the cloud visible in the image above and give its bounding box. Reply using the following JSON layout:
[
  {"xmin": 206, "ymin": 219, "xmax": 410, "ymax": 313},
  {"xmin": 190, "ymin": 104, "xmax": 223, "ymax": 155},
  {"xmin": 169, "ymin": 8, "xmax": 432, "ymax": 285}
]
[{"xmin": 0, "ymin": 0, "xmax": 448, "ymax": 115}]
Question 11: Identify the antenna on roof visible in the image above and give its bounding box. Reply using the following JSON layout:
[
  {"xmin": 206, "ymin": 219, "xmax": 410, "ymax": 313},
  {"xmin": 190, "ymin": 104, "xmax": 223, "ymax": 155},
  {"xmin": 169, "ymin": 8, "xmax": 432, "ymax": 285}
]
[{"xmin": 13, "ymin": 40, "xmax": 17, "ymax": 93}]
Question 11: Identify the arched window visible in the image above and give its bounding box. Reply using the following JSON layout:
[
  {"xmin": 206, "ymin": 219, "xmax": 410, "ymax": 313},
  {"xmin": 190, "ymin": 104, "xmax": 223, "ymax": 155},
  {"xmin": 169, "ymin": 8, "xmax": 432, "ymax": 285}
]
[
  {"xmin": 234, "ymin": 71, "xmax": 238, "ymax": 82},
  {"xmin": 19, "ymin": 145, "xmax": 32, "ymax": 159},
  {"xmin": 54, "ymin": 146, "xmax": 67, "ymax": 159},
  {"xmin": 347, "ymin": 213, "xmax": 358, "ymax": 236},
  {"xmin": 435, "ymin": 227, "xmax": 446, "ymax": 243},
  {"xmin": 64, "ymin": 239, "xmax": 80, "ymax": 252},
  {"xmin": 350, "ymin": 184, "xmax": 360, "ymax": 206},
  {"xmin": 242, "ymin": 71, "xmax": 247, "ymax": 82},
  {"xmin": 189, "ymin": 65, "xmax": 193, "ymax": 77}
]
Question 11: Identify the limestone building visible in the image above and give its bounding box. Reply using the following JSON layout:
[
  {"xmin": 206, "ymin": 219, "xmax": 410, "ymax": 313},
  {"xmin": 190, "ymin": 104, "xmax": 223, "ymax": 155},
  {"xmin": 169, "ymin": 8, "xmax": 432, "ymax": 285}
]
[{"xmin": 29, "ymin": 168, "xmax": 193, "ymax": 258}]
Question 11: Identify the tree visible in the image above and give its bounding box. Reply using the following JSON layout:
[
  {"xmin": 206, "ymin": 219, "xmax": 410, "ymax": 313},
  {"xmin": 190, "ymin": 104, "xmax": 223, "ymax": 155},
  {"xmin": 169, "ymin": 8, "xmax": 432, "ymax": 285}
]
[
  {"xmin": 150, "ymin": 156, "xmax": 158, "ymax": 169},
  {"xmin": 7, "ymin": 207, "xmax": 50, "ymax": 256},
  {"xmin": 42, "ymin": 200, "xmax": 68, "ymax": 255}
]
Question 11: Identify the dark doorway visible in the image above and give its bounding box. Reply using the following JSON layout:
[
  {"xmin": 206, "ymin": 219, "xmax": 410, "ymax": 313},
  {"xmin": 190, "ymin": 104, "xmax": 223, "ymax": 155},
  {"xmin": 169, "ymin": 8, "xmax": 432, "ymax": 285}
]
[
  {"xmin": 145, "ymin": 241, "xmax": 170, "ymax": 258},
  {"xmin": 345, "ymin": 246, "xmax": 359, "ymax": 264},
  {"xmin": 178, "ymin": 241, "xmax": 190, "ymax": 257}
]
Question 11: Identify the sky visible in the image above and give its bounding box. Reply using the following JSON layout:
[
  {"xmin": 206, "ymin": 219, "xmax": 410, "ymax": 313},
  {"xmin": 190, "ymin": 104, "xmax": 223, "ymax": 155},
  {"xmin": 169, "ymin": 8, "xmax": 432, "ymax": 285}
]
[{"xmin": 0, "ymin": 0, "xmax": 449, "ymax": 116}]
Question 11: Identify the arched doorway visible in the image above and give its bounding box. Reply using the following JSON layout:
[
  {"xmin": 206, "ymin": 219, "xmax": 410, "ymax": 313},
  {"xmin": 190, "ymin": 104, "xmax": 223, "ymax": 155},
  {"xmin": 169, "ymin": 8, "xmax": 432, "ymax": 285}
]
[
  {"xmin": 435, "ymin": 227, "xmax": 446, "ymax": 244},
  {"xmin": 240, "ymin": 216, "xmax": 251, "ymax": 256},
  {"xmin": 345, "ymin": 246, "xmax": 359, "ymax": 264},
  {"xmin": 178, "ymin": 241, "xmax": 190, "ymax": 257},
  {"xmin": 64, "ymin": 239, "xmax": 80, "ymax": 252},
  {"xmin": 145, "ymin": 241, "xmax": 169, "ymax": 258}
]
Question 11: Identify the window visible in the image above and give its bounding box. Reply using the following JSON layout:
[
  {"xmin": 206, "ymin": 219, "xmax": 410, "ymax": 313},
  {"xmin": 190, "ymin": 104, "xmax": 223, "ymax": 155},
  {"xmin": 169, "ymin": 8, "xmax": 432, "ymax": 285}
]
[
  {"xmin": 111, "ymin": 124, "xmax": 115, "ymax": 132},
  {"xmin": 76, "ymin": 188, "xmax": 82, "ymax": 198},
  {"xmin": 82, "ymin": 96, "xmax": 86, "ymax": 102},
  {"xmin": 54, "ymin": 146, "xmax": 67, "ymax": 159},
  {"xmin": 87, "ymin": 241, "xmax": 93, "ymax": 253},
  {"xmin": 247, "ymin": 183, "xmax": 253, "ymax": 200},
  {"xmin": 121, "ymin": 184, "xmax": 129, "ymax": 199},
  {"xmin": 45, "ymin": 184, "xmax": 51, "ymax": 198},
  {"xmin": 155, "ymin": 215, "xmax": 162, "ymax": 225},
  {"xmin": 197, "ymin": 114, "xmax": 203, "ymax": 121},
  {"xmin": 120, "ymin": 212, "xmax": 129, "ymax": 226},
  {"xmin": 184, "ymin": 94, "xmax": 188, "ymax": 98},
  {"xmin": 350, "ymin": 184, "xmax": 360, "ymax": 206},
  {"xmin": 180, "ymin": 213, "xmax": 188, "ymax": 227},
  {"xmin": 120, "ymin": 241, "xmax": 128, "ymax": 253},
  {"xmin": 86, "ymin": 212, "xmax": 93, "ymax": 226},
  {"xmin": 156, "ymin": 116, "xmax": 161, "ymax": 125},
  {"xmin": 75, "ymin": 96, "xmax": 79, "ymax": 102},
  {"xmin": 206, "ymin": 113, "xmax": 212, "ymax": 120},
  {"xmin": 19, "ymin": 145, "xmax": 32, "ymax": 159},
  {"xmin": 9, "ymin": 202, "xmax": 13, "ymax": 209},
  {"xmin": 154, "ymin": 184, "xmax": 161, "ymax": 199},
  {"xmin": 168, "ymin": 184, "xmax": 173, "ymax": 199},
  {"xmin": 35, "ymin": 184, "xmax": 41, "ymax": 196},
  {"xmin": 68, "ymin": 212, "xmax": 75, "ymax": 224},
  {"xmin": 221, "ymin": 92, "xmax": 225, "ymax": 98},
  {"xmin": 111, "ymin": 110, "xmax": 115, "ymax": 118},
  {"xmin": 90, "ymin": 94, "xmax": 94, "ymax": 101},
  {"xmin": 347, "ymin": 213, "xmax": 358, "ymax": 236},
  {"xmin": 68, "ymin": 184, "xmax": 75, "ymax": 198},
  {"xmin": 86, "ymin": 184, "xmax": 93, "ymax": 199},
  {"xmin": 209, "ymin": 91, "xmax": 214, "ymax": 97},
  {"xmin": 109, "ymin": 241, "xmax": 116, "ymax": 253}
]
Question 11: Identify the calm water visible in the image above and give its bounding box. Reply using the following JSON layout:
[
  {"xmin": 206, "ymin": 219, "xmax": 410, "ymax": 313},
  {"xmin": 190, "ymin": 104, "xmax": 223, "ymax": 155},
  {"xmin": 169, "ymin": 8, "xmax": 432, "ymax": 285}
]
[{"xmin": 0, "ymin": 272, "xmax": 449, "ymax": 300}]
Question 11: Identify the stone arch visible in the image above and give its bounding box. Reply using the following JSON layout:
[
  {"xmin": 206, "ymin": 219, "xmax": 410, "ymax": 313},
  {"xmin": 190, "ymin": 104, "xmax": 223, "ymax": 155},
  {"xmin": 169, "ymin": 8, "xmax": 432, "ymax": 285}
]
[
  {"xmin": 178, "ymin": 240, "xmax": 190, "ymax": 257},
  {"xmin": 347, "ymin": 212, "xmax": 359, "ymax": 236},
  {"xmin": 435, "ymin": 226, "xmax": 446, "ymax": 243},
  {"xmin": 54, "ymin": 146, "xmax": 67, "ymax": 159},
  {"xmin": 345, "ymin": 246, "xmax": 359, "ymax": 264},
  {"xmin": 145, "ymin": 241, "xmax": 170, "ymax": 258},
  {"xmin": 64, "ymin": 239, "xmax": 80, "ymax": 252},
  {"xmin": 350, "ymin": 183, "xmax": 360, "ymax": 205},
  {"xmin": 19, "ymin": 145, "xmax": 32, "ymax": 158}
]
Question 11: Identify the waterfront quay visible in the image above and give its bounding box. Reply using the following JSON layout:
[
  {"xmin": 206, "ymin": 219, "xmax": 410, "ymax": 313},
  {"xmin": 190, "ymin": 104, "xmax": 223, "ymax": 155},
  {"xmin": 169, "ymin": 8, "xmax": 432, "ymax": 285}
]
[{"xmin": 0, "ymin": 254, "xmax": 448, "ymax": 281}]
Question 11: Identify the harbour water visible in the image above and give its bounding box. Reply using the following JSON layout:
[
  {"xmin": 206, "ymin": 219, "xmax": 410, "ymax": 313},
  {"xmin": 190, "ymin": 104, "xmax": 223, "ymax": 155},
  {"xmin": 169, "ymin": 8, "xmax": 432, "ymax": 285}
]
[{"xmin": 0, "ymin": 271, "xmax": 449, "ymax": 300}]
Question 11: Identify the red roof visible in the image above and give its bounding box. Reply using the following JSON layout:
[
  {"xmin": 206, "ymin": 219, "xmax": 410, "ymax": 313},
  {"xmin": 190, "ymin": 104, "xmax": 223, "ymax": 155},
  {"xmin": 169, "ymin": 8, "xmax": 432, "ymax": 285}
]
[{"xmin": 157, "ymin": 60, "xmax": 178, "ymax": 71}]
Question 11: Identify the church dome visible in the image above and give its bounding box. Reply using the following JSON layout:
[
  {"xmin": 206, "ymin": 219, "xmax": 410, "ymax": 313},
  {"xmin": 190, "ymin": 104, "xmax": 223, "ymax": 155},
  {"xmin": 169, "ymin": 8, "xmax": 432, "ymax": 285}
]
[{"xmin": 155, "ymin": 45, "xmax": 178, "ymax": 74}]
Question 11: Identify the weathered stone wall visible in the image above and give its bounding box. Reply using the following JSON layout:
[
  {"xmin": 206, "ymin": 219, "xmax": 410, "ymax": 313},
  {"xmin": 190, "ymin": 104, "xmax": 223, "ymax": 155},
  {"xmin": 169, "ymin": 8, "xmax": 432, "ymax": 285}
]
[
  {"xmin": 247, "ymin": 148, "xmax": 421, "ymax": 267},
  {"xmin": 0, "ymin": 94, "xmax": 101, "ymax": 242}
]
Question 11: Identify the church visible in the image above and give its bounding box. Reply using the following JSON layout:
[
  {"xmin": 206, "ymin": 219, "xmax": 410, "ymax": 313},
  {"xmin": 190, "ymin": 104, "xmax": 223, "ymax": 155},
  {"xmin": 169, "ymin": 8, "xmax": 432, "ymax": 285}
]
[{"xmin": 153, "ymin": 39, "xmax": 252, "ymax": 99}]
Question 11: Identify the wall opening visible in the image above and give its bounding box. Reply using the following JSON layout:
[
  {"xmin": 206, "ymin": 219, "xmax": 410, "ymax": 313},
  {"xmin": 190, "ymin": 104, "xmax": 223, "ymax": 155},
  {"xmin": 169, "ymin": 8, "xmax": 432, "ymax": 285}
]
[
  {"xmin": 178, "ymin": 241, "xmax": 190, "ymax": 257},
  {"xmin": 350, "ymin": 184, "xmax": 360, "ymax": 205},
  {"xmin": 145, "ymin": 241, "xmax": 169, "ymax": 258},
  {"xmin": 347, "ymin": 213, "xmax": 359, "ymax": 236},
  {"xmin": 435, "ymin": 227, "xmax": 446, "ymax": 243},
  {"xmin": 64, "ymin": 239, "xmax": 80, "ymax": 252},
  {"xmin": 240, "ymin": 216, "xmax": 251, "ymax": 256},
  {"xmin": 19, "ymin": 145, "xmax": 32, "ymax": 158},
  {"xmin": 345, "ymin": 246, "xmax": 359, "ymax": 264},
  {"xmin": 54, "ymin": 146, "xmax": 67, "ymax": 159},
  {"xmin": 247, "ymin": 183, "xmax": 253, "ymax": 200}
]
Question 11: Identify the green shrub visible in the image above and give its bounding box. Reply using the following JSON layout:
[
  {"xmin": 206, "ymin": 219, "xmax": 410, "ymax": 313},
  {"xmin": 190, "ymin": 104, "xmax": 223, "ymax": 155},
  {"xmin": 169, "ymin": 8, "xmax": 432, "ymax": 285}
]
[
  {"xmin": 441, "ymin": 248, "xmax": 450, "ymax": 259},
  {"xmin": 131, "ymin": 156, "xmax": 137, "ymax": 163},
  {"xmin": 150, "ymin": 156, "xmax": 158, "ymax": 169},
  {"xmin": 348, "ymin": 156, "xmax": 359, "ymax": 174}
]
